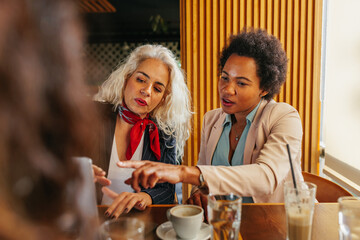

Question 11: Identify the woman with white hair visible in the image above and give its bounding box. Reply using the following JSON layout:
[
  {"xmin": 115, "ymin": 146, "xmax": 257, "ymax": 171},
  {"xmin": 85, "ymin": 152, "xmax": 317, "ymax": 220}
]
[{"xmin": 90, "ymin": 44, "xmax": 192, "ymax": 219}]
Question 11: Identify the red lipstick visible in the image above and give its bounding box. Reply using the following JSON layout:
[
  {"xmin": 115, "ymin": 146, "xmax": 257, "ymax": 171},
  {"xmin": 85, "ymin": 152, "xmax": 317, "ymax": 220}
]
[{"xmin": 135, "ymin": 98, "xmax": 147, "ymax": 106}]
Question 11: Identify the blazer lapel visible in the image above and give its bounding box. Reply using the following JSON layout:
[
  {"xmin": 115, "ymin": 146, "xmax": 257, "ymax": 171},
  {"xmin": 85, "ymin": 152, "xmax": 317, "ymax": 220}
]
[
  {"xmin": 142, "ymin": 127, "xmax": 153, "ymax": 161},
  {"xmin": 142, "ymin": 126, "xmax": 168, "ymax": 162},
  {"xmin": 206, "ymin": 112, "xmax": 226, "ymax": 165},
  {"xmin": 243, "ymin": 99, "xmax": 269, "ymax": 165}
]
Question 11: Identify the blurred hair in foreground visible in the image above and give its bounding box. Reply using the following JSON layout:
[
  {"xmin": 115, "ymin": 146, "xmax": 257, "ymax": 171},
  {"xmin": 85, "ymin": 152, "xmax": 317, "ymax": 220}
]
[{"xmin": 0, "ymin": 0, "xmax": 98, "ymax": 239}]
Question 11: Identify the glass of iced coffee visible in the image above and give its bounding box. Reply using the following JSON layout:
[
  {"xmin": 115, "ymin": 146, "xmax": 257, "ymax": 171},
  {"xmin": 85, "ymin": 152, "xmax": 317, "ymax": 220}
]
[{"xmin": 284, "ymin": 181, "xmax": 317, "ymax": 240}]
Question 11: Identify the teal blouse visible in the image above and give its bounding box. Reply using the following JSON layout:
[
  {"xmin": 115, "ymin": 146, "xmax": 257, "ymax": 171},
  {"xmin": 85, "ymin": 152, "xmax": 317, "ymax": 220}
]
[{"xmin": 211, "ymin": 101, "xmax": 261, "ymax": 203}]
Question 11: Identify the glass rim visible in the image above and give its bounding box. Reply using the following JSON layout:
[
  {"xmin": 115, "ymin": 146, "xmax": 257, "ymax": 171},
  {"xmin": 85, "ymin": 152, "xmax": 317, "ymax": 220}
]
[
  {"xmin": 207, "ymin": 193, "xmax": 242, "ymax": 202},
  {"xmin": 100, "ymin": 217, "xmax": 145, "ymax": 228},
  {"xmin": 338, "ymin": 196, "xmax": 360, "ymax": 202},
  {"xmin": 99, "ymin": 217, "xmax": 145, "ymax": 239}
]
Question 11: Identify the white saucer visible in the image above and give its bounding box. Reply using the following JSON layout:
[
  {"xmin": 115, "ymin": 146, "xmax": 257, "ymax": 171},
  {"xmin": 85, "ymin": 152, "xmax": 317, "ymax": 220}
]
[{"xmin": 156, "ymin": 221, "xmax": 211, "ymax": 240}]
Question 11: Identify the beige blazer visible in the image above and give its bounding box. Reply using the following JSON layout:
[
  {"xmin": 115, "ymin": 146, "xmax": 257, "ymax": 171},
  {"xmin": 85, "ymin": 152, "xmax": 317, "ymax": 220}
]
[{"xmin": 196, "ymin": 99, "xmax": 304, "ymax": 203}]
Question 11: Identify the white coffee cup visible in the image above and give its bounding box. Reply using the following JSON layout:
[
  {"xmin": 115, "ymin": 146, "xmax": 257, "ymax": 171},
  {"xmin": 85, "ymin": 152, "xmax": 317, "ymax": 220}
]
[{"xmin": 167, "ymin": 205, "xmax": 204, "ymax": 239}]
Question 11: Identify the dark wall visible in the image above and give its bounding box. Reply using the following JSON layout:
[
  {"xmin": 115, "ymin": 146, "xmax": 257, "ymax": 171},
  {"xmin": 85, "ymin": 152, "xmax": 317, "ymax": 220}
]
[{"xmin": 84, "ymin": 0, "xmax": 180, "ymax": 43}]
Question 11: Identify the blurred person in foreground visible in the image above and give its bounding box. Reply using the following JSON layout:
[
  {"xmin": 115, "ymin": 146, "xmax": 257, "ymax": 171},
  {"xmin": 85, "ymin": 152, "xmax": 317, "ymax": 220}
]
[
  {"xmin": 117, "ymin": 28, "xmax": 304, "ymax": 215},
  {"xmin": 0, "ymin": 0, "xmax": 98, "ymax": 239},
  {"xmin": 90, "ymin": 44, "xmax": 192, "ymax": 218}
]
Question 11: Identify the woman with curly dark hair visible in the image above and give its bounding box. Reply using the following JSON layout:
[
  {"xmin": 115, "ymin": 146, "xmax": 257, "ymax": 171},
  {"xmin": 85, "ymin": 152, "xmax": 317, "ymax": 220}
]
[
  {"xmin": 115, "ymin": 28, "xmax": 303, "ymax": 208},
  {"xmin": 218, "ymin": 29, "xmax": 288, "ymax": 101}
]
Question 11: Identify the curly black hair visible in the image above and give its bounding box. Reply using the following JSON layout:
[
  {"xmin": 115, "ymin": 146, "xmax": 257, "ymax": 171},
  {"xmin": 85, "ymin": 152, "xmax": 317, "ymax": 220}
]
[{"xmin": 219, "ymin": 28, "xmax": 288, "ymax": 100}]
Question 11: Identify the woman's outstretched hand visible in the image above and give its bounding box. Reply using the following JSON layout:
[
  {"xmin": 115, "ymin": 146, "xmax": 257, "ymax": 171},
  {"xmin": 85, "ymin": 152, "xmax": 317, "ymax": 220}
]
[
  {"xmin": 117, "ymin": 160, "xmax": 185, "ymax": 192},
  {"xmin": 102, "ymin": 187, "xmax": 151, "ymax": 219},
  {"xmin": 92, "ymin": 164, "xmax": 111, "ymax": 186},
  {"xmin": 118, "ymin": 160, "xmax": 203, "ymax": 192}
]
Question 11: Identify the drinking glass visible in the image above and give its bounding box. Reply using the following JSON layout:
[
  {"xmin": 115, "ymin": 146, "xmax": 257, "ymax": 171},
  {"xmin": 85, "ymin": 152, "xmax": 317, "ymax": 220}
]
[
  {"xmin": 338, "ymin": 196, "xmax": 360, "ymax": 240},
  {"xmin": 99, "ymin": 217, "xmax": 145, "ymax": 240},
  {"xmin": 284, "ymin": 181, "xmax": 317, "ymax": 240},
  {"xmin": 207, "ymin": 193, "xmax": 242, "ymax": 240}
]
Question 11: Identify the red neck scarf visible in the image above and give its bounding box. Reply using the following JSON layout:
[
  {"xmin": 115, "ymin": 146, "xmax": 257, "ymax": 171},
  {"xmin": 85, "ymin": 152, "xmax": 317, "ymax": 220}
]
[{"xmin": 119, "ymin": 104, "xmax": 161, "ymax": 160}]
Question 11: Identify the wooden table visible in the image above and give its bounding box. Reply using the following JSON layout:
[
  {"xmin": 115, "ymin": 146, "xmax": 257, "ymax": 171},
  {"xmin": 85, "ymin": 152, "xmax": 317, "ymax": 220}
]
[{"xmin": 98, "ymin": 203, "xmax": 339, "ymax": 240}]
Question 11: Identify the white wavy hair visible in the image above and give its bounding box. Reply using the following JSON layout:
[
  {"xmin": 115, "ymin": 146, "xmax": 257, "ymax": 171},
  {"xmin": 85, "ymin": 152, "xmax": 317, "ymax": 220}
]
[{"xmin": 95, "ymin": 44, "xmax": 192, "ymax": 161}]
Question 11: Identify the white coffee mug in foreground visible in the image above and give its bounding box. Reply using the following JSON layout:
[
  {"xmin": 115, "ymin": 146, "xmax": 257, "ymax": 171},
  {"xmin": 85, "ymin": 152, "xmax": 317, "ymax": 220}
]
[{"xmin": 167, "ymin": 205, "xmax": 204, "ymax": 239}]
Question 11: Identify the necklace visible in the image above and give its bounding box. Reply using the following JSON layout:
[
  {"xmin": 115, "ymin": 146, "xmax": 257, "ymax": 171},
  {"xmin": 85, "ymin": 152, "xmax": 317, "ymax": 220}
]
[
  {"xmin": 231, "ymin": 116, "xmax": 245, "ymax": 141},
  {"xmin": 233, "ymin": 125, "xmax": 245, "ymax": 141}
]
